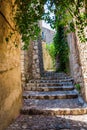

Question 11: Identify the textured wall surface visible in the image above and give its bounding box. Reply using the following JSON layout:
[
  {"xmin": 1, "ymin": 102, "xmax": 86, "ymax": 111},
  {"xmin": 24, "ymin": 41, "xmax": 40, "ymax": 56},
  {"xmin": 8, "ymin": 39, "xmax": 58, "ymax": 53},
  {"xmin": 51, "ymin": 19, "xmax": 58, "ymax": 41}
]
[
  {"xmin": 42, "ymin": 42, "xmax": 53, "ymax": 71},
  {"xmin": 21, "ymin": 41, "xmax": 33, "ymax": 88},
  {"xmin": 67, "ymin": 32, "xmax": 87, "ymax": 102},
  {"xmin": 0, "ymin": 1, "xmax": 22, "ymax": 130},
  {"xmin": 77, "ymin": 37, "xmax": 87, "ymax": 101},
  {"xmin": 67, "ymin": 33, "xmax": 82, "ymax": 84},
  {"xmin": 21, "ymin": 39, "xmax": 44, "ymax": 84},
  {"xmin": 32, "ymin": 40, "xmax": 43, "ymax": 79},
  {"xmin": 42, "ymin": 27, "xmax": 55, "ymax": 44}
]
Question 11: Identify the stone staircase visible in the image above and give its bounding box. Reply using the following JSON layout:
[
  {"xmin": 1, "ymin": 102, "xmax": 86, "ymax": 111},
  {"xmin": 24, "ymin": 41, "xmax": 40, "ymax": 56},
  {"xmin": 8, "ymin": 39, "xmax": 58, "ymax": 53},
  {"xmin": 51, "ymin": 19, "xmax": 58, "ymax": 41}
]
[{"xmin": 21, "ymin": 72, "xmax": 87, "ymax": 115}]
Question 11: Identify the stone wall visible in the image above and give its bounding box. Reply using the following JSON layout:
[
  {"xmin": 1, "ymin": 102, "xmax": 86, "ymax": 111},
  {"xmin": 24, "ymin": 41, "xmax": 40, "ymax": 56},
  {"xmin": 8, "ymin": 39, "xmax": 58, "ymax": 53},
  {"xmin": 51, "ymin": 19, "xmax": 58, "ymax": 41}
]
[
  {"xmin": 21, "ymin": 42, "xmax": 26, "ymax": 88},
  {"xmin": 0, "ymin": 1, "xmax": 22, "ymax": 130},
  {"xmin": 21, "ymin": 41, "xmax": 33, "ymax": 88},
  {"xmin": 76, "ymin": 37, "xmax": 87, "ymax": 101},
  {"xmin": 21, "ymin": 39, "xmax": 44, "ymax": 85},
  {"xmin": 67, "ymin": 32, "xmax": 87, "ymax": 101},
  {"xmin": 37, "ymin": 39, "xmax": 44, "ymax": 77},
  {"xmin": 42, "ymin": 42, "xmax": 53, "ymax": 71},
  {"xmin": 32, "ymin": 40, "xmax": 44, "ymax": 79},
  {"xmin": 42, "ymin": 27, "xmax": 55, "ymax": 44},
  {"xmin": 67, "ymin": 33, "xmax": 83, "ymax": 84}
]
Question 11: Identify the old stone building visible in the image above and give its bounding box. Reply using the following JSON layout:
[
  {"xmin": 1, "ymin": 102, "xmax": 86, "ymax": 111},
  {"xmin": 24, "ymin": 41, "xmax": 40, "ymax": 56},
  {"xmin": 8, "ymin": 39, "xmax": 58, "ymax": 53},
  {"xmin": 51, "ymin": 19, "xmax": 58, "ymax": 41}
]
[{"xmin": 42, "ymin": 27, "xmax": 56, "ymax": 44}]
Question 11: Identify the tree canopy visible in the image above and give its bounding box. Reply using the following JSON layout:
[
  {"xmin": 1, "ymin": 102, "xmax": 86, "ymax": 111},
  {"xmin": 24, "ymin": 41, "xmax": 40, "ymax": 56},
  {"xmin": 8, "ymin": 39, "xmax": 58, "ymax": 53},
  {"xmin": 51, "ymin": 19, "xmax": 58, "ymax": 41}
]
[{"xmin": 15, "ymin": 0, "xmax": 87, "ymax": 48}]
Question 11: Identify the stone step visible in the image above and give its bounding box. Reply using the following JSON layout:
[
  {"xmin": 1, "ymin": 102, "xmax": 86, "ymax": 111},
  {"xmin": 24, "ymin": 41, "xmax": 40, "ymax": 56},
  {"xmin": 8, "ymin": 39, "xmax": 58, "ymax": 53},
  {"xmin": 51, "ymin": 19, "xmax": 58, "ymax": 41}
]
[
  {"xmin": 23, "ymin": 90, "xmax": 78, "ymax": 100},
  {"xmin": 27, "ymin": 82, "xmax": 73, "ymax": 88},
  {"xmin": 25, "ymin": 85, "xmax": 74, "ymax": 91},
  {"xmin": 41, "ymin": 77, "xmax": 73, "ymax": 80},
  {"xmin": 28, "ymin": 79, "xmax": 73, "ymax": 83},
  {"xmin": 21, "ymin": 97, "xmax": 87, "ymax": 115},
  {"xmin": 43, "ymin": 72, "xmax": 67, "ymax": 76}
]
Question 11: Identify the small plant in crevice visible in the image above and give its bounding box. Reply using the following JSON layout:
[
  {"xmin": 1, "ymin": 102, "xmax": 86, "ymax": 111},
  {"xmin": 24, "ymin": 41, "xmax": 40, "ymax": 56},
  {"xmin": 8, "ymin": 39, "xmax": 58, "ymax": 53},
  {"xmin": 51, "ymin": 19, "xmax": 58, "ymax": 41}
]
[{"xmin": 75, "ymin": 83, "xmax": 81, "ymax": 93}]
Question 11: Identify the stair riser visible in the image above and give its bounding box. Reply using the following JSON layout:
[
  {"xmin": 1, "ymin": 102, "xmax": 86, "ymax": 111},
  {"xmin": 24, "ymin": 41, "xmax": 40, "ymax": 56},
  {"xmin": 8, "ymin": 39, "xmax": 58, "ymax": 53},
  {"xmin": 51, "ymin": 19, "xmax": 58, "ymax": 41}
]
[
  {"xmin": 41, "ymin": 78, "xmax": 73, "ymax": 80},
  {"xmin": 23, "ymin": 94, "xmax": 78, "ymax": 100},
  {"xmin": 21, "ymin": 108, "xmax": 87, "ymax": 115},
  {"xmin": 27, "ymin": 83, "xmax": 73, "ymax": 87},
  {"xmin": 28, "ymin": 80, "xmax": 73, "ymax": 83},
  {"xmin": 25, "ymin": 87, "xmax": 74, "ymax": 91},
  {"xmin": 37, "ymin": 83, "xmax": 73, "ymax": 87}
]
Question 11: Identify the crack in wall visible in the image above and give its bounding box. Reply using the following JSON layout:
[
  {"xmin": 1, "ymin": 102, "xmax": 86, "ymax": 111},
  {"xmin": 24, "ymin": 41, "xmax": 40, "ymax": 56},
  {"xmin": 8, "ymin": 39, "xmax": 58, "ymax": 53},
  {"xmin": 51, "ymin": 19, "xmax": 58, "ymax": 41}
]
[
  {"xmin": 0, "ymin": 11, "xmax": 16, "ymax": 31},
  {"xmin": 0, "ymin": 66, "xmax": 19, "ymax": 74}
]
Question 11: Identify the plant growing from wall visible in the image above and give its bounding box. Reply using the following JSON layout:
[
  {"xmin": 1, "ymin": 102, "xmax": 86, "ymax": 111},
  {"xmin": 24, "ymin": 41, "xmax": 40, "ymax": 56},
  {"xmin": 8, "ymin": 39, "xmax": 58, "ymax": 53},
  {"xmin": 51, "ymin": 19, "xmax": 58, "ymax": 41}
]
[
  {"xmin": 53, "ymin": 25, "xmax": 69, "ymax": 72},
  {"xmin": 75, "ymin": 83, "xmax": 81, "ymax": 93}
]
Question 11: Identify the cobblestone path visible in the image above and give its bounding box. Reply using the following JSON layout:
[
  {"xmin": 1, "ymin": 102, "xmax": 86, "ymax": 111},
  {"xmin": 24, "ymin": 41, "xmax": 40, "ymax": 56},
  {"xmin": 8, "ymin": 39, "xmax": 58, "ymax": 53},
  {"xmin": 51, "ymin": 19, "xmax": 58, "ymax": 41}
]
[{"xmin": 6, "ymin": 72, "xmax": 87, "ymax": 130}]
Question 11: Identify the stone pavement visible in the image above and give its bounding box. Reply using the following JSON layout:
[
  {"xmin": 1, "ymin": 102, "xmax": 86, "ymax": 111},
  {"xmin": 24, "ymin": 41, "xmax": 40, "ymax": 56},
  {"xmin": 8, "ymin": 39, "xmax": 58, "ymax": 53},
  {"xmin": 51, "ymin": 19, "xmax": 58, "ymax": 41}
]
[
  {"xmin": 6, "ymin": 72, "xmax": 87, "ymax": 130},
  {"xmin": 6, "ymin": 115, "xmax": 87, "ymax": 130}
]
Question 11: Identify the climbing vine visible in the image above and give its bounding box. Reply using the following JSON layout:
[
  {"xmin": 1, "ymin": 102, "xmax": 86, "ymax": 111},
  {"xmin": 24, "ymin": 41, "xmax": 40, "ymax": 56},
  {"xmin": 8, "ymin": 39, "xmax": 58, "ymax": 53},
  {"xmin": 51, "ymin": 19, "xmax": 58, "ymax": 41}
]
[{"xmin": 53, "ymin": 25, "xmax": 69, "ymax": 72}]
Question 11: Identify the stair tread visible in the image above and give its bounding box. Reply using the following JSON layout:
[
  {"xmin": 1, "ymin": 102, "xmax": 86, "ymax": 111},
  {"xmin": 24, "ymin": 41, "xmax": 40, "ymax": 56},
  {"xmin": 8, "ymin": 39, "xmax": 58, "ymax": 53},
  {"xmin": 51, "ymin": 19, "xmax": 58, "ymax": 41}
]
[
  {"xmin": 21, "ymin": 97, "xmax": 87, "ymax": 115},
  {"xmin": 23, "ymin": 97, "xmax": 87, "ymax": 109},
  {"xmin": 38, "ymin": 85, "xmax": 74, "ymax": 88},
  {"xmin": 27, "ymin": 82, "xmax": 72, "ymax": 86},
  {"xmin": 23, "ymin": 90, "xmax": 78, "ymax": 96},
  {"xmin": 25, "ymin": 85, "xmax": 74, "ymax": 91},
  {"xmin": 23, "ymin": 90, "xmax": 78, "ymax": 99},
  {"xmin": 28, "ymin": 79, "xmax": 73, "ymax": 83}
]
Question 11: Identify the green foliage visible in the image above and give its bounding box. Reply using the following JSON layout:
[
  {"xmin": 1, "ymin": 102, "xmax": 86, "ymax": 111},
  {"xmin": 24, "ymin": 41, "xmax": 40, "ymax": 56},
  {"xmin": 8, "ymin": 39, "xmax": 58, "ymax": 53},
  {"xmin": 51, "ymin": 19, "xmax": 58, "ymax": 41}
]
[
  {"xmin": 46, "ymin": 43, "xmax": 56, "ymax": 59},
  {"xmin": 75, "ymin": 84, "xmax": 81, "ymax": 93},
  {"xmin": 45, "ymin": 25, "xmax": 69, "ymax": 73},
  {"xmin": 46, "ymin": 43, "xmax": 56, "ymax": 68},
  {"xmin": 43, "ymin": 0, "xmax": 87, "ymax": 43},
  {"xmin": 15, "ymin": 0, "xmax": 46, "ymax": 49},
  {"xmin": 53, "ymin": 25, "xmax": 69, "ymax": 72},
  {"xmin": 14, "ymin": 0, "xmax": 86, "ymax": 49}
]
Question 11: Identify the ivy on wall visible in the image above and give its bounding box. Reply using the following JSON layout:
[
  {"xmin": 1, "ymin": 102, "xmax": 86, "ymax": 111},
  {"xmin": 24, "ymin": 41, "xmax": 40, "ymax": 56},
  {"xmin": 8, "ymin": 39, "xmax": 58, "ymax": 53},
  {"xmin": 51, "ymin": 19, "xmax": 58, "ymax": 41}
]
[{"xmin": 53, "ymin": 25, "xmax": 69, "ymax": 72}]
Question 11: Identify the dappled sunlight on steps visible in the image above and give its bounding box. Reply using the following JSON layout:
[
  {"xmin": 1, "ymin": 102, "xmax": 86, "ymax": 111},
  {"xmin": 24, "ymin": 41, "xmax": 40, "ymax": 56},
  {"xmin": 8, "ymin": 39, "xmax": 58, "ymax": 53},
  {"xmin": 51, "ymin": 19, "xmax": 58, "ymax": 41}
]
[
  {"xmin": 6, "ymin": 72, "xmax": 87, "ymax": 130},
  {"xmin": 22, "ymin": 72, "xmax": 87, "ymax": 115}
]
